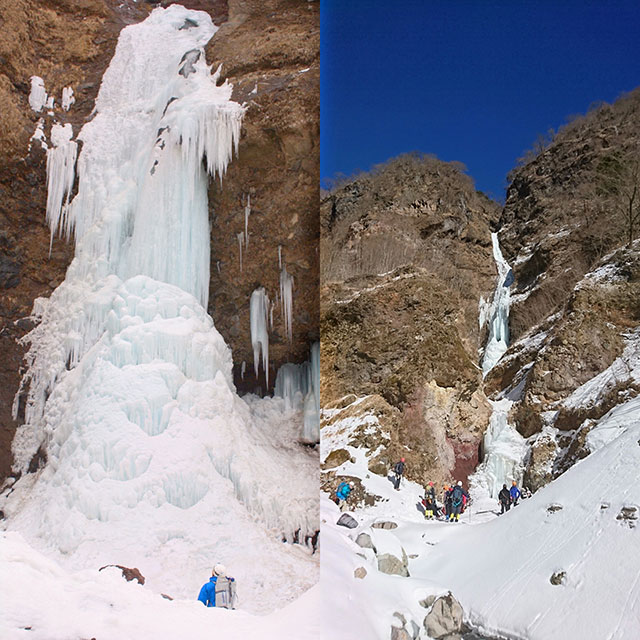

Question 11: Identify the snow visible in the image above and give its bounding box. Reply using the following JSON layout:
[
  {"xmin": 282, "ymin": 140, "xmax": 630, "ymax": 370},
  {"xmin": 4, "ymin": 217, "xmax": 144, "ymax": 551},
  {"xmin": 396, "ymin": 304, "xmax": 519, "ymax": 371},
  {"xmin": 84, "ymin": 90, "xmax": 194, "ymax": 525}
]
[
  {"xmin": 481, "ymin": 232, "xmax": 512, "ymax": 375},
  {"xmin": 1, "ymin": 531, "xmax": 320, "ymax": 640},
  {"xmin": 3, "ymin": 6, "xmax": 316, "ymax": 632}
]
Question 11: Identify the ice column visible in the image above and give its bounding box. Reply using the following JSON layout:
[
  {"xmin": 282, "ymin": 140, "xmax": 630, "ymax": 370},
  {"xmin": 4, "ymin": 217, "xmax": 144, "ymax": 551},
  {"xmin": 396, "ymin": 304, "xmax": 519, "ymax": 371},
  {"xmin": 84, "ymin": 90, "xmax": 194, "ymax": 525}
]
[
  {"xmin": 481, "ymin": 232, "xmax": 513, "ymax": 375},
  {"xmin": 250, "ymin": 287, "xmax": 270, "ymax": 385},
  {"xmin": 301, "ymin": 341, "xmax": 320, "ymax": 444},
  {"xmin": 244, "ymin": 194, "xmax": 250, "ymax": 248},
  {"xmin": 280, "ymin": 265, "xmax": 294, "ymax": 343}
]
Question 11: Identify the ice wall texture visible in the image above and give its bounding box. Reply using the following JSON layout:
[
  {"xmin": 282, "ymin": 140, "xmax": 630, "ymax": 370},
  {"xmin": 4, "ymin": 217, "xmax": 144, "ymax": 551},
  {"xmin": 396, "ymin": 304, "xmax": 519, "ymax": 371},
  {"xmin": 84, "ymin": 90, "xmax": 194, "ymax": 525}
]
[{"xmin": 5, "ymin": 6, "xmax": 317, "ymax": 610}]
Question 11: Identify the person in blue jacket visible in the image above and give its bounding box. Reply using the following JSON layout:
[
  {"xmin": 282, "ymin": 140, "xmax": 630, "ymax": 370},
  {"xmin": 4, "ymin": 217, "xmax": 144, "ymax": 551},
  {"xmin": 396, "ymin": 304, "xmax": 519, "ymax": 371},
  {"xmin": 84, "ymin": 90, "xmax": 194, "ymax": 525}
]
[
  {"xmin": 198, "ymin": 564, "xmax": 236, "ymax": 608},
  {"xmin": 335, "ymin": 481, "xmax": 354, "ymax": 511},
  {"xmin": 510, "ymin": 480, "xmax": 521, "ymax": 506}
]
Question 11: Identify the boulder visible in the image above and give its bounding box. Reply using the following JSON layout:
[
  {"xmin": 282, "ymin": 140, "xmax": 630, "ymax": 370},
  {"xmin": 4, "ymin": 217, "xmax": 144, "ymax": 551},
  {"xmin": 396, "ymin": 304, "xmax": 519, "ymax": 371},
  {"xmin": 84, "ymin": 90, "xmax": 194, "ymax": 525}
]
[
  {"xmin": 423, "ymin": 593, "xmax": 463, "ymax": 638},
  {"xmin": 336, "ymin": 513, "xmax": 358, "ymax": 529},
  {"xmin": 355, "ymin": 532, "xmax": 376, "ymax": 551},
  {"xmin": 354, "ymin": 567, "xmax": 367, "ymax": 579}
]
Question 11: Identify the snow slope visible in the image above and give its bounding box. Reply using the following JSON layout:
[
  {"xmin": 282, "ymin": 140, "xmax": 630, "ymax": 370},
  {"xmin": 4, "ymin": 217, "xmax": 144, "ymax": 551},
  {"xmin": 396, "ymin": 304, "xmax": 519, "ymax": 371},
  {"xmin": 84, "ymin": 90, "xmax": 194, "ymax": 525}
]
[{"xmin": 322, "ymin": 394, "xmax": 640, "ymax": 639}]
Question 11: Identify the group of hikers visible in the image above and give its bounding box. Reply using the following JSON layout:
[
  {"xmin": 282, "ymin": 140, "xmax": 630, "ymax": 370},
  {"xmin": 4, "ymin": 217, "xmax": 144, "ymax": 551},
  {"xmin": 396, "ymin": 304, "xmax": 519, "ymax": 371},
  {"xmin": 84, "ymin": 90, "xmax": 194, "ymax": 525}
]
[
  {"xmin": 198, "ymin": 564, "xmax": 237, "ymax": 609},
  {"xmin": 334, "ymin": 458, "xmax": 530, "ymax": 521},
  {"xmin": 422, "ymin": 480, "xmax": 469, "ymax": 522},
  {"xmin": 498, "ymin": 481, "xmax": 531, "ymax": 513}
]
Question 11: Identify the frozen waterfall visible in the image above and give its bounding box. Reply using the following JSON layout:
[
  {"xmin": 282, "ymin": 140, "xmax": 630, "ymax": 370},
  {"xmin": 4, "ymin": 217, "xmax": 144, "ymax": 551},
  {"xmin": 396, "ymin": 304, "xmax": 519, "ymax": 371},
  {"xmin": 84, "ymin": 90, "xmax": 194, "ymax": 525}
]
[
  {"xmin": 4, "ymin": 6, "xmax": 317, "ymax": 613},
  {"xmin": 480, "ymin": 231, "xmax": 512, "ymax": 375},
  {"xmin": 469, "ymin": 398, "xmax": 526, "ymax": 499},
  {"xmin": 471, "ymin": 231, "xmax": 525, "ymax": 500}
]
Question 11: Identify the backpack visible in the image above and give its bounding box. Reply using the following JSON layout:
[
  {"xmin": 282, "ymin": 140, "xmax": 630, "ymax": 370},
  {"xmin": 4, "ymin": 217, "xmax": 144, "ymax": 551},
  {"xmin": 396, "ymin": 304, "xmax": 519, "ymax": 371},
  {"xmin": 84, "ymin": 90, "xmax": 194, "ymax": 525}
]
[
  {"xmin": 452, "ymin": 485, "xmax": 463, "ymax": 506},
  {"xmin": 214, "ymin": 576, "xmax": 236, "ymax": 609}
]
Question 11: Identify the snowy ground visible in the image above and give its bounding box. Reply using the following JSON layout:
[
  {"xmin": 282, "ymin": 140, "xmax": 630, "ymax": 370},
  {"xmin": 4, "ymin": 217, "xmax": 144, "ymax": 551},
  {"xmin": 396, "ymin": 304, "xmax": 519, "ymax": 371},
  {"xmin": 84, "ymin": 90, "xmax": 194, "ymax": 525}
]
[
  {"xmin": 1, "ymin": 531, "xmax": 320, "ymax": 640},
  {"xmin": 322, "ymin": 393, "xmax": 640, "ymax": 639}
]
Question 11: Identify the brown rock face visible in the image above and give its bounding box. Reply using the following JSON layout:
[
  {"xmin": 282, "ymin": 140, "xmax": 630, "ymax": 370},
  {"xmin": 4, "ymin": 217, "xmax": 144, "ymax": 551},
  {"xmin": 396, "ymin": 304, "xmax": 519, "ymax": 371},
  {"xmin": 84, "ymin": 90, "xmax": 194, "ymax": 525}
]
[
  {"xmin": 321, "ymin": 155, "xmax": 499, "ymax": 486},
  {"xmin": 206, "ymin": 0, "xmax": 319, "ymax": 393},
  {"xmin": 0, "ymin": 0, "xmax": 318, "ymax": 482},
  {"xmin": 499, "ymin": 88, "xmax": 640, "ymax": 343}
]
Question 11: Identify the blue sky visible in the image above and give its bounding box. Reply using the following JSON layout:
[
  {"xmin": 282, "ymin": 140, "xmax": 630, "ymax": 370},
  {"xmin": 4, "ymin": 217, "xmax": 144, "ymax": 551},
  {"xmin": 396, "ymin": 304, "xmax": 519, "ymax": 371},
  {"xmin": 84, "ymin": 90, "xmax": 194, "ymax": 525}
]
[{"xmin": 321, "ymin": 1, "xmax": 640, "ymax": 201}]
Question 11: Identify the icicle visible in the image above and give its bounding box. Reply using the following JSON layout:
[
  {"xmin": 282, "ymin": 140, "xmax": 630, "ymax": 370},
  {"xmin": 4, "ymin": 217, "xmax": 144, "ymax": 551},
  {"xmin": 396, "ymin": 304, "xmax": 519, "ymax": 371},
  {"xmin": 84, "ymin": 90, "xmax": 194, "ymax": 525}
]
[
  {"xmin": 29, "ymin": 119, "xmax": 47, "ymax": 152},
  {"xmin": 278, "ymin": 245, "xmax": 282, "ymax": 270},
  {"xmin": 250, "ymin": 287, "xmax": 270, "ymax": 386},
  {"xmin": 61, "ymin": 87, "xmax": 75, "ymax": 111},
  {"xmin": 279, "ymin": 265, "xmax": 294, "ymax": 344},
  {"xmin": 301, "ymin": 341, "xmax": 320, "ymax": 444},
  {"xmin": 45, "ymin": 123, "xmax": 78, "ymax": 251},
  {"xmin": 244, "ymin": 194, "xmax": 250, "ymax": 249},
  {"xmin": 216, "ymin": 260, "xmax": 221, "ymax": 274},
  {"xmin": 237, "ymin": 232, "xmax": 244, "ymax": 272},
  {"xmin": 29, "ymin": 76, "xmax": 48, "ymax": 112},
  {"xmin": 240, "ymin": 360, "xmax": 246, "ymax": 380}
]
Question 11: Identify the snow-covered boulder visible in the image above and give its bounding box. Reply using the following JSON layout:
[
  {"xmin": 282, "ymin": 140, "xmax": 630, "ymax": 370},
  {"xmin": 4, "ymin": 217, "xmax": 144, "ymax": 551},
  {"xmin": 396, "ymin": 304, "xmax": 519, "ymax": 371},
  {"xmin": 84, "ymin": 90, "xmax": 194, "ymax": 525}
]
[
  {"xmin": 372, "ymin": 529, "xmax": 409, "ymax": 577},
  {"xmin": 423, "ymin": 593, "xmax": 463, "ymax": 638}
]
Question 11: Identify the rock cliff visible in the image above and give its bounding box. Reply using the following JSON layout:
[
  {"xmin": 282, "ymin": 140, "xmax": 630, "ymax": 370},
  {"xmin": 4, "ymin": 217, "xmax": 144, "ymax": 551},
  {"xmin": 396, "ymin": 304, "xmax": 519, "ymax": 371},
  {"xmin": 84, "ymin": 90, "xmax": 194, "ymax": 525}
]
[{"xmin": 321, "ymin": 154, "xmax": 500, "ymax": 489}]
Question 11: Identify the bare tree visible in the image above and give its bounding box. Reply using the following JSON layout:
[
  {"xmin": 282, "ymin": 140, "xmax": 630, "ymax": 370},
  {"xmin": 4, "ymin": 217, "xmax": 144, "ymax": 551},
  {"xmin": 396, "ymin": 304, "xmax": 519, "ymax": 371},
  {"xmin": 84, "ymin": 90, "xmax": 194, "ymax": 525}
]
[{"xmin": 595, "ymin": 147, "xmax": 640, "ymax": 247}]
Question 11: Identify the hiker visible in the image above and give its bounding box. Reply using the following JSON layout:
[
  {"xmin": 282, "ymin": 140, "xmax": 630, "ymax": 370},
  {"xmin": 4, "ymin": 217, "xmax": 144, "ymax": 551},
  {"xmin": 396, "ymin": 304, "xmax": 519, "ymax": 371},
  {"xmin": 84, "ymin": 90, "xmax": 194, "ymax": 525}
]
[
  {"xmin": 392, "ymin": 458, "xmax": 405, "ymax": 490},
  {"xmin": 498, "ymin": 484, "xmax": 511, "ymax": 514},
  {"xmin": 423, "ymin": 493, "xmax": 437, "ymax": 520},
  {"xmin": 198, "ymin": 564, "xmax": 237, "ymax": 609},
  {"xmin": 335, "ymin": 481, "xmax": 354, "ymax": 511},
  {"xmin": 449, "ymin": 481, "xmax": 469, "ymax": 522},
  {"xmin": 424, "ymin": 481, "xmax": 438, "ymax": 518},
  {"xmin": 510, "ymin": 480, "xmax": 521, "ymax": 506},
  {"xmin": 443, "ymin": 485, "xmax": 452, "ymax": 520}
]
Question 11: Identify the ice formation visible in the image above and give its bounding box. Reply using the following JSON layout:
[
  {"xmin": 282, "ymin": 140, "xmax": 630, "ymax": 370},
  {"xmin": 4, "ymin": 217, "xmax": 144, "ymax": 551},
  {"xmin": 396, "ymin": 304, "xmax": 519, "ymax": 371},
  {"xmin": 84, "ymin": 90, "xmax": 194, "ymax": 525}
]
[
  {"xmin": 480, "ymin": 231, "xmax": 512, "ymax": 375},
  {"xmin": 250, "ymin": 287, "xmax": 270, "ymax": 386},
  {"xmin": 61, "ymin": 86, "xmax": 75, "ymax": 111},
  {"xmin": 273, "ymin": 341, "xmax": 320, "ymax": 444},
  {"xmin": 469, "ymin": 398, "xmax": 526, "ymax": 499},
  {"xmin": 237, "ymin": 231, "xmax": 244, "ymax": 271},
  {"xmin": 29, "ymin": 76, "xmax": 48, "ymax": 112},
  {"xmin": 244, "ymin": 194, "xmax": 250, "ymax": 248},
  {"xmin": 280, "ymin": 264, "xmax": 294, "ymax": 343},
  {"xmin": 4, "ymin": 6, "xmax": 317, "ymax": 614},
  {"xmin": 45, "ymin": 123, "xmax": 78, "ymax": 251}
]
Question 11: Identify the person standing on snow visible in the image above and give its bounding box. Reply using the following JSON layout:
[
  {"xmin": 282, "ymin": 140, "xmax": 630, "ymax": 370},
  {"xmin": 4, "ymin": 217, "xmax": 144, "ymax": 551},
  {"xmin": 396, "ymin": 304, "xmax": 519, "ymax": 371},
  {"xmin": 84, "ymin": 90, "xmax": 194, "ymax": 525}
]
[
  {"xmin": 498, "ymin": 484, "xmax": 511, "ymax": 514},
  {"xmin": 335, "ymin": 480, "xmax": 354, "ymax": 511},
  {"xmin": 424, "ymin": 481, "xmax": 437, "ymax": 519},
  {"xmin": 449, "ymin": 481, "xmax": 469, "ymax": 522},
  {"xmin": 392, "ymin": 458, "xmax": 405, "ymax": 490},
  {"xmin": 443, "ymin": 485, "xmax": 452, "ymax": 520},
  {"xmin": 510, "ymin": 480, "xmax": 521, "ymax": 506},
  {"xmin": 198, "ymin": 564, "xmax": 237, "ymax": 609}
]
